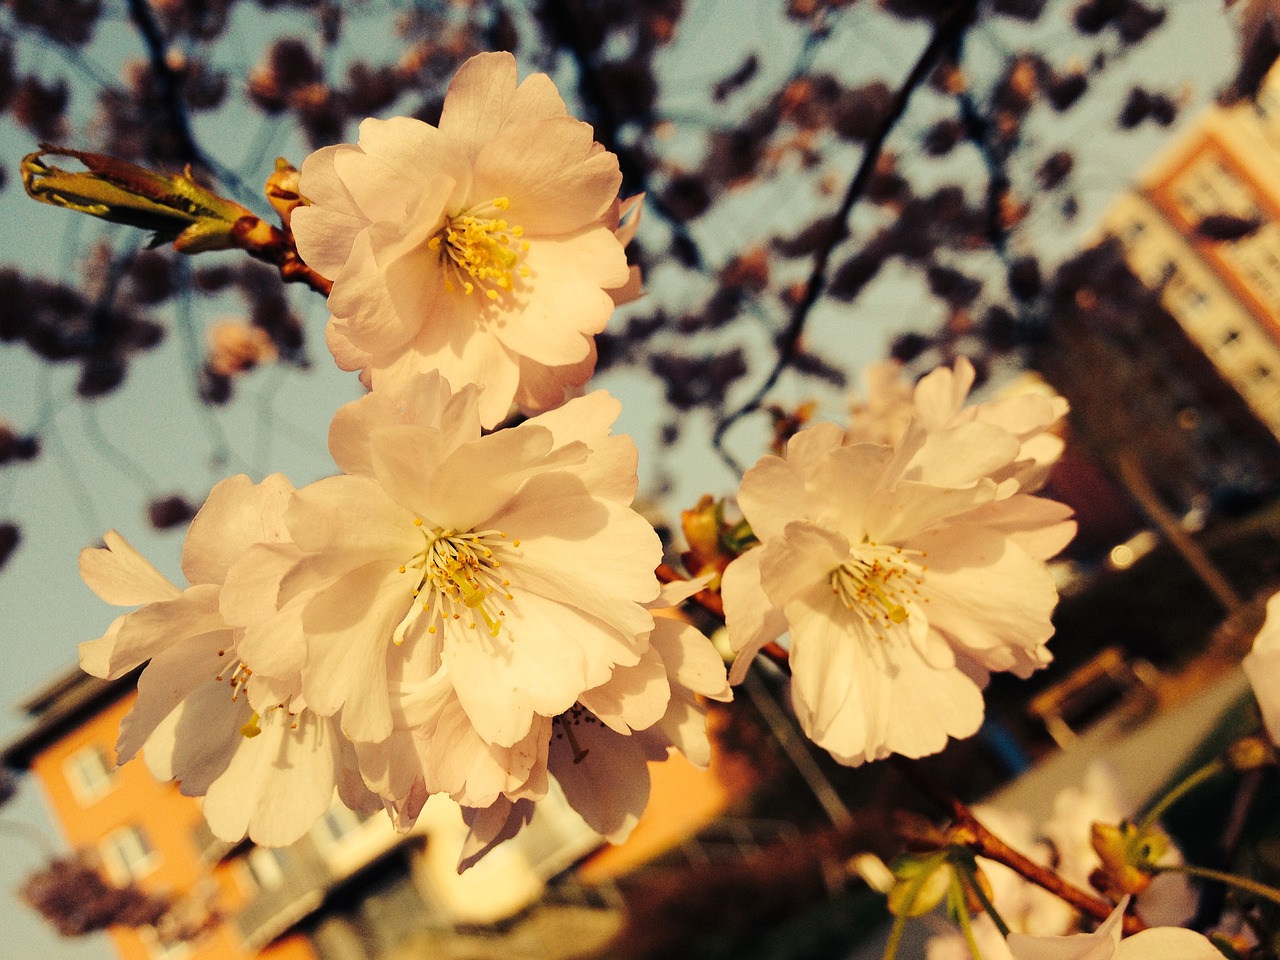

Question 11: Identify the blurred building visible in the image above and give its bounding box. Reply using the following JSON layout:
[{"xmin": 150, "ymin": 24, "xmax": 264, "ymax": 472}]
[
  {"xmin": 1102, "ymin": 74, "xmax": 1280, "ymax": 440},
  {"xmin": 1, "ymin": 666, "xmax": 740, "ymax": 960},
  {"xmin": 1036, "ymin": 67, "xmax": 1280, "ymax": 527}
]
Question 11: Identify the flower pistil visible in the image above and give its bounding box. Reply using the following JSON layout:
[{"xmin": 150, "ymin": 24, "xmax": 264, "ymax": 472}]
[
  {"xmin": 429, "ymin": 196, "xmax": 531, "ymax": 300},
  {"xmin": 829, "ymin": 542, "xmax": 925, "ymax": 628},
  {"xmin": 394, "ymin": 520, "xmax": 519, "ymax": 644}
]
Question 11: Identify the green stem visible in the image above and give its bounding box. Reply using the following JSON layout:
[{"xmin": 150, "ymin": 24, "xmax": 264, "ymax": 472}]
[
  {"xmin": 951, "ymin": 876, "xmax": 987, "ymax": 960},
  {"xmin": 1139, "ymin": 758, "xmax": 1226, "ymax": 830},
  {"xmin": 960, "ymin": 864, "xmax": 1011, "ymax": 939},
  {"xmin": 1156, "ymin": 863, "xmax": 1280, "ymax": 907},
  {"xmin": 881, "ymin": 909, "xmax": 909, "ymax": 960},
  {"xmin": 882, "ymin": 854, "xmax": 946, "ymax": 960}
]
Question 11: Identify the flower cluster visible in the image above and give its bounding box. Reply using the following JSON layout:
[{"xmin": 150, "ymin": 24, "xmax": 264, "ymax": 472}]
[
  {"xmin": 39, "ymin": 33, "xmax": 1280, "ymax": 959},
  {"xmin": 721, "ymin": 358, "xmax": 1075, "ymax": 765},
  {"xmin": 81, "ymin": 376, "xmax": 728, "ymax": 854},
  {"xmin": 77, "ymin": 52, "xmax": 723, "ymax": 864}
]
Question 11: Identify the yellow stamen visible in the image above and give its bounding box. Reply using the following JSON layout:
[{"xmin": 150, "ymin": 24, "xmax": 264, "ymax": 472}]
[
  {"xmin": 430, "ymin": 196, "xmax": 527, "ymax": 301},
  {"xmin": 828, "ymin": 540, "xmax": 925, "ymax": 631},
  {"xmin": 391, "ymin": 523, "xmax": 523, "ymax": 644}
]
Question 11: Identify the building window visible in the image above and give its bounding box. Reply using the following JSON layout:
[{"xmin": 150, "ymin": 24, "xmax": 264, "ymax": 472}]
[
  {"xmin": 139, "ymin": 927, "xmax": 193, "ymax": 960},
  {"xmin": 240, "ymin": 846, "xmax": 291, "ymax": 892},
  {"xmin": 64, "ymin": 745, "xmax": 114, "ymax": 805},
  {"xmin": 310, "ymin": 801, "xmax": 364, "ymax": 852},
  {"xmin": 99, "ymin": 825, "xmax": 158, "ymax": 885}
]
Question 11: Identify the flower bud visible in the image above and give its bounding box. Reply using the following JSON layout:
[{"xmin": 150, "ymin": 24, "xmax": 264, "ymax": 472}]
[
  {"xmin": 265, "ymin": 158, "xmax": 303, "ymax": 227},
  {"xmin": 887, "ymin": 853, "xmax": 953, "ymax": 918},
  {"xmin": 1226, "ymin": 733, "xmax": 1278, "ymax": 772},
  {"xmin": 22, "ymin": 146, "xmax": 258, "ymax": 254},
  {"xmin": 1089, "ymin": 820, "xmax": 1168, "ymax": 897}
]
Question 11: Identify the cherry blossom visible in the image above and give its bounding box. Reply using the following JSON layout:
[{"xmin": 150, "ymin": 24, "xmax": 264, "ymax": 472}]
[
  {"xmin": 79, "ymin": 475, "xmax": 373, "ymax": 845},
  {"xmin": 221, "ymin": 373, "xmax": 663, "ymax": 754},
  {"xmin": 721, "ymin": 371, "xmax": 1074, "ymax": 765},
  {"xmin": 292, "ymin": 51, "xmax": 634, "ymax": 427},
  {"xmin": 1044, "ymin": 764, "xmax": 1196, "ymax": 928},
  {"xmin": 1006, "ymin": 898, "xmax": 1221, "ymax": 959}
]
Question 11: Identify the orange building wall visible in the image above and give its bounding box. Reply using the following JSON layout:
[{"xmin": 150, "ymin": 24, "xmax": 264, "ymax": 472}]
[
  {"xmin": 28, "ymin": 692, "xmax": 315, "ymax": 960},
  {"xmin": 575, "ymin": 698, "xmax": 761, "ymax": 884}
]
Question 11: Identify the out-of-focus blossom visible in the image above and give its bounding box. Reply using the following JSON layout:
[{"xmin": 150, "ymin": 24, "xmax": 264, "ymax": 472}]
[
  {"xmin": 1045, "ymin": 764, "xmax": 1196, "ymax": 928},
  {"xmin": 1006, "ymin": 898, "xmax": 1221, "ymax": 959},
  {"xmin": 206, "ymin": 319, "xmax": 278, "ymax": 376},
  {"xmin": 1244, "ymin": 591, "xmax": 1280, "ymax": 746},
  {"xmin": 926, "ymin": 805, "xmax": 1074, "ymax": 960},
  {"xmin": 927, "ymin": 917, "xmax": 1015, "ymax": 960},
  {"xmin": 292, "ymin": 51, "xmax": 634, "ymax": 427},
  {"xmin": 722, "ymin": 359, "xmax": 1074, "ymax": 765},
  {"xmin": 847, "ymin": 359, "xmax": 916, "ymax": 447}
]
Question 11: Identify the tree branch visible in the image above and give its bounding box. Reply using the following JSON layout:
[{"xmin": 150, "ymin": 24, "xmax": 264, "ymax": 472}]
[
  {"xmin": 712, "ymin": 0, "xmax": 981, "ymax": 461},
  {"xmin": 893, "ymin": 757, "xmax": 1148, "ymax": 936},
  {"xmin": 124, "ymin": 0, "xmax": 204, "ymax": 170},
  {"xmin": 537, "ymin": 0, "xmax": 708, "ymax": 271}
]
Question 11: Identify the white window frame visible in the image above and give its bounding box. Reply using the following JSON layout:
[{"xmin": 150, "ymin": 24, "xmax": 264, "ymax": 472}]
[
  {"xmin": 63, "ymin": 744, "xmax": 114, "ymax": 805},
  {"xmin": 139, "ymin": 926, "xmax": 193, "ymax": 960},
  {"xmin": 239, "ymin": 846, "xmax": 290, "ymax": 892},
  {"xmin": 99, "ymin": 824, "xmax": 159, "ymax": 885}
]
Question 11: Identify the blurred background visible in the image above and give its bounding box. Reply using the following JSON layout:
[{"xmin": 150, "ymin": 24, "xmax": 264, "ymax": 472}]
[{"xmin": 1, "ymin": 1, "xmax": 1278, "ymax": 958}]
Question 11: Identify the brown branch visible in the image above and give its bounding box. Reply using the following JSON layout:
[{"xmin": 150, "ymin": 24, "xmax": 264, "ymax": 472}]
[
  {"xmin": 713, "ymin": 0, "xmax": 981, "ymax": 458},
  {"xmin": 229, "ymin": 216, "xmax": 332, "ymax": 297},
  {"xmin": 125, "ymin": 0, "xmax": 205, "ymax": 170},
  {"xmin": 538, "ymin": 0, "xmax": 707, "ymax": 271},
  {"xmin": 960, "ymin": 808, "xmax": 1146, "ymax": 935},
  {"xmin": 892, "ymin": 758, "xmax": 1147, "ymax": 936}
]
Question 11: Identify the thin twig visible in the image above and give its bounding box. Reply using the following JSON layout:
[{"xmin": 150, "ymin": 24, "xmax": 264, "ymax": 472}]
[
  {"xmin": 124, "ymin": 0, "xmax": 204, "ymax": 170},
  {"xmin": 712, "ymin": 0, "xmax": 980, "ymax": 460},
  {"xmin": 228, "ymin": 216, "xmax": 333, "ymax": 297},
  {"xmin": 124, "ymin": 0, "xmax": 259, "ymax": 207},
  {"xmin": 892, "ymin": 758, "xmax": 1147, "ymax": 935}
]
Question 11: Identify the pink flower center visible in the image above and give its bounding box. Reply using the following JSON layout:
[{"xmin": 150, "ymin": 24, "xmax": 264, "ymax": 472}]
[
  {"xmin": 428, "ymin": 196, "xmax": 531, "ymax": 300},
  {"xmin": 393, "ymin": 520, "xmax": 519, "ymax": 645},
  {"xmin": 828, "ymin": 541, "xmax": 925, "ymax": 628}
]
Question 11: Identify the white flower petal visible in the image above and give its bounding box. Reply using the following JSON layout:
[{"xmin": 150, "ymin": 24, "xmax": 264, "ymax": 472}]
[
  {"xmin": 79, "ymin": 530, "xmax": 179, "ymax": 606},
  {"xmin": 722, "ymin": 549, "xmax": 788, "ymax": 684},
  {"xmin": 549, "ymin": 716, "xmax": 649, "ymax": 843},
  {"xmin": 182, "ymin": 473, "xmax": 294, "ymax": 587}
]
